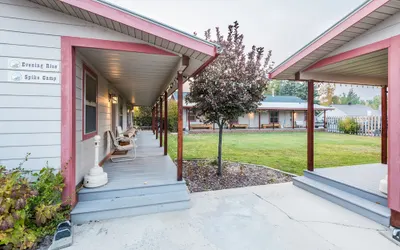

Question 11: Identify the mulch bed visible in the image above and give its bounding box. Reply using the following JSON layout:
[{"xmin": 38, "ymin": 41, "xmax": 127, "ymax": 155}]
[{"xmin": 180, "ymin": 160, "xmax": 293, "ymax": 192}]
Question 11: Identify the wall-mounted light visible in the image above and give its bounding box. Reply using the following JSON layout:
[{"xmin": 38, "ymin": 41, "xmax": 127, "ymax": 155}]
[{"xmin": 108, "ymin": 93, "xmax": 118, "ymax": 104}]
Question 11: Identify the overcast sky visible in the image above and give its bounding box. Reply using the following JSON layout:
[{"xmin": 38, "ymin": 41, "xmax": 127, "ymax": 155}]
[{"xmin": 111, "ymin": 0, "xmax": 380, "ymax": 100}]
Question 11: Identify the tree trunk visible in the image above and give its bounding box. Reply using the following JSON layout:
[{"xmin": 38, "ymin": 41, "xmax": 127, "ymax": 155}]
[{"xmin": 217, "ymin": 124, "xmax": 223, "ymax": 176}]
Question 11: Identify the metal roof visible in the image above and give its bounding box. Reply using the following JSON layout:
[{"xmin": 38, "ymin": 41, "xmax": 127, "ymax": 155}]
[
  {"xmin": 258, "ymin": 102, "xmax": 333, "ymax": 111},
  {"xmin": 331, "ymin": 104, "xmax": 380, "ymax": 116},
  {"xmin": 263, "ymin": 95, "xmax": 305, "ymax": 103}
]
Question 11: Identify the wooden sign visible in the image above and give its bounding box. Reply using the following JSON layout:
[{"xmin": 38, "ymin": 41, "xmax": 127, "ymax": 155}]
[
  {"xmin": 8, "ymin": 71, "xmax": 60, "ymax": 84},
  {"xmin": 8, "ymin": 58, "xmax": 60, "ymax": 72}
]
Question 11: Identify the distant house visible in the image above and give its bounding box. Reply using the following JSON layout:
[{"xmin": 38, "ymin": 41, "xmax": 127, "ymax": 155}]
[
  {"xmin": 324, "ymin": 104, "xmax": 380, "ymax": 117},
  {"xmin": 177, "ymin": 92, "xmax": 332, "ymax": 130}
]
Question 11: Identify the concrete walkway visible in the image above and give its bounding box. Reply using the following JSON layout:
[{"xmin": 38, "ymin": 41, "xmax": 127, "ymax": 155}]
[{"xmin": 67, "ymin": 183, "xmax": 397, "ymax": 250}]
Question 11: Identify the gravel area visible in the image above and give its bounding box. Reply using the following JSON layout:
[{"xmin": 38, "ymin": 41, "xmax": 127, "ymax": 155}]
[{"xmin": 181, "ymin": 160, "xmax": 293, "ymax": 192}]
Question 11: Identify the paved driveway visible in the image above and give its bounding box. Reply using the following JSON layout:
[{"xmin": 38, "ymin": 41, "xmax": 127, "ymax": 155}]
[{"xmin": 67, "ymin": 183, "xmax": 397, "ymax": 250}]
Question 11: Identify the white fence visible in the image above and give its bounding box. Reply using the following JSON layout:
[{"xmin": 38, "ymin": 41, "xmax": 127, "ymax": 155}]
[{"xmin": 326, "ymin": 116, "xmax": 382, "ymax": 136}]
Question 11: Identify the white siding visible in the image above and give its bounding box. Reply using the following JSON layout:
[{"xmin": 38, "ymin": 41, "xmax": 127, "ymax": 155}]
[
  {"xmin": 0, "ymin": 0, "xmax": 140, "ymax": 172},
  {"xmin": 294, "ymin": 112, "xmax": 306, "ymax": 123},
  {"xmin": 326, "ymin": 11, "xmax": 400, "ymax": 57},
  {"xmin": 238, "ymin": 115, "xmax": 248, "ymax": 125},
  {"xmin": 260, "ymin": 112, "xmax": 270, "ymax": 125},
  {"xmin": 75, "ymin": 52, "xmax": 128, "ymax": 185},
  {"xmin": 279, "ymin": 111, "xmax": 293, "ymax": 128}
]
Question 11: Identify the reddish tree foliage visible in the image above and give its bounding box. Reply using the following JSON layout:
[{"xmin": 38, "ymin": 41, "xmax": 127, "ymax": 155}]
[{"xmin": 186, "ymin": 21, "xmax": 274, "ymax": 175}]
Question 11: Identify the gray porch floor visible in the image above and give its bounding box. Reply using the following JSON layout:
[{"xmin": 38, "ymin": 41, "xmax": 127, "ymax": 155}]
[
  {"xmin": 314, "ymin": 163, "xmax": 387, "ymax": 198},
  {"xmin": 79, "ymin": 131, "xmax": 178, "ymax": 194}
]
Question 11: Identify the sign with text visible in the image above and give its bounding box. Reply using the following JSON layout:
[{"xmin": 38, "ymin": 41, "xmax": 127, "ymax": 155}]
[
  {"xmin": 8, "ymin": 71, "xmax": 60, "ymax": 84},
  {"xmin": 8, "ymin": 58, "xmax": 60, "ymax": 72}
]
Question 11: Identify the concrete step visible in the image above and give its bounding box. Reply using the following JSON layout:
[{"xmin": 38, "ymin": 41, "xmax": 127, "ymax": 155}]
[
  {"xmin": 71, "ymin": 191, "xmax": 191, "ymax": 224},
  {"xmin": 293, "ymin": 176, "xmax": 390, "ymax": 226},
  {"xmin": 78, "ymin": 181, "xmax": 188, "ymax": 201},
  {"xmin": 304, "ymin": 170, "xmax": 387, "ymax": 206}
]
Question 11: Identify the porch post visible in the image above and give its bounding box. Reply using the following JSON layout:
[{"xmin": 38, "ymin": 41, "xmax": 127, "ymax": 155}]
[
  {"xmin": 307, "ymin": 80, "xmax": 314, "ymax": 171},
  {"xmin": 177, "ymin": 73, "xmax": 183, "ymax": 181},
  {"xmin": 160, "ymin": 96, "xmax": 163, "ymax": 147},
  {"xmin": 324, "ymin": 110, "xmax": 327, "ymax": 129},
  {"xmin": 164, "ymin": 91, "xmax": 168, "ymax": 155},
  {"xmin": 292, "ymin": 111, "xmax": 295, "ymax": 129},
  {"xmin": 152, "ymin": 107, "xmax": 155, "ymax": 135},
  {"xmin": 258, "ymin": 111, "xmax": 261, "ymax": 129},
  {"xmin": 155, "ymin": 103, "xmax": 158, "ymax": 139},
  {"xmin": 381, "ymin": 86, "xmax": 388, "ymax": 164},
  {"xmin": 388, "ymin": 42, "xmax": 400, "ymax": 227}
]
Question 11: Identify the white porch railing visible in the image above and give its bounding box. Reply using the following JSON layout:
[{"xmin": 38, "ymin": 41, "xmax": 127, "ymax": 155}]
[{"xmin": 326, "ymin": 116, "xmax": 382, "ymax": 136}]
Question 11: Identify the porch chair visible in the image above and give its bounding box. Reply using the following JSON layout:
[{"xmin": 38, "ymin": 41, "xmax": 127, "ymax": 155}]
[
  {"xmin": 117, "ymin": 126, "xmax": 137, "ymax": 139},
  {"xmin": 108, "ymin": 130, "xmax": 137, "ymax": 163}
]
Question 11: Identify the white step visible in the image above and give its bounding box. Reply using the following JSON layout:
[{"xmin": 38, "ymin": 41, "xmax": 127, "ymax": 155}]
[
  {"xmin": 304, "ymin": 170, "xmax": 387, "ymax": 206},
  {"xmin": 71, "ymin": 191, "xmax": 190, "ymax": 224},
  {"xmin": 78, "ymin": 181, "xmax": 187, "ymax": 201},
  {"xmin": 293, "ymin": 176, "xmax": 390, "ymax": 226}
]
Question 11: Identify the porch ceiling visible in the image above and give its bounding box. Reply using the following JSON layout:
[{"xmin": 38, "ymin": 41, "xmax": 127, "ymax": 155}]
[
  {"xmin": 306, "ymin": 49, "xmax": 388, "ymax": 80},
  {"xmin": 77, "ymin": 47, "xmax": 180, "ymax": 106}
]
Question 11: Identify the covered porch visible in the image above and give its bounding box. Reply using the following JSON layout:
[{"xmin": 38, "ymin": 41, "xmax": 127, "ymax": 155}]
[
  {"xmin": 48, "ymin": 0, "xmax": 220, "ymax": 222},
  {"xmin": 71, "ymin": 131, "xmax": 190, "ymax": 224},
  {"xmin": 269, "ymin": 0, "xmax": 397, "ymax": 227}
]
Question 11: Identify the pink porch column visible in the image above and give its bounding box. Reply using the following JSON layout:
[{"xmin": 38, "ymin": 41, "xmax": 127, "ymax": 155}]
[
  {"xmin": 61, "ymin": 41, "xmax": 76, "ymax": 206},
  {"xmin": 388, "ymin": 41, "xmax": 400, "ymax": 227}
]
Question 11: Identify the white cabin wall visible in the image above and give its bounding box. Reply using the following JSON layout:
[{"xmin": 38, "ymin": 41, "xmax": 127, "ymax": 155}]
[
  {"xmin": 0, "ymin": 0, "xmax": 140, "ymax": 173},
  {"xmin": 326, "ymin": 11, "xmax": 400, "ymax": 57},
  {"xmin": 260, "ymin": 112, "xmax": 270, "ymax": 125},
  {"xmin": 75, "ymin": 52, "xmax": 116, "ymax": 185}
]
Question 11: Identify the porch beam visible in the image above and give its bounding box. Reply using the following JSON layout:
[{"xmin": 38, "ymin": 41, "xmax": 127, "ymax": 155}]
[
  {"xmin": 307, "ymin": 80, "xmax": 315, "ymax": 171},
  {"xmin": 297, "ymin": 72, "xmax": 387, "ymax": 86},
  {"xmin": 160, "ymin": 96, "xmax": 163, "ymax": 147},
  {"xmin": 155, "ymin": 103, "xmax": 158, "ymax": 139},
  {"xmin": 177, "ymin": 72, "xmax": 183, "ymax": 181},
  {"xmin": 164, "ymin": 91, "xmax": 168, "ymax": 155},
  {"xmin": 258, "ymin": 111, "xmax": 261, "ymax": 129}
]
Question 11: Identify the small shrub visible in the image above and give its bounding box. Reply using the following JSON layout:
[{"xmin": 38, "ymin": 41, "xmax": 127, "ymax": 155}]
[
  {"xmin": 0, "ymin": 158, "xmax": 69, "ymax": 249},
  {"xmin": 338, "ymin": 117, "xmax": 360, "ymax": 134},
  {"xmin": 168, "ymin": 100, "xmax": 178, "ymax": 132}
]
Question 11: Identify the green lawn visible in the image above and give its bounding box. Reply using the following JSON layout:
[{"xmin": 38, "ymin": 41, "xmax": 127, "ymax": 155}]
[{"xmin": 168, "ymin": 132, "xmax": 380, "ymax": 175}]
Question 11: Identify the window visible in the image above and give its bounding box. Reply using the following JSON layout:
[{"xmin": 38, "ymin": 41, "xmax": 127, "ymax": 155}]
[
  {"xmin": 188, "ymin": 110, "xmax": 196, "ymax": 121},
  {"xmin": 270, "ymin": 111, "xmax": 279, "ymax": 123},
  {"xmin": 82, "ymin": 64, "xmax": 98, "ymax": 140}
]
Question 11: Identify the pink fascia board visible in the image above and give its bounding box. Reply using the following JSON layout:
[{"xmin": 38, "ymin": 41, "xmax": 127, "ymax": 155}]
[
  {"xmin": 59, "ymin": 0, "xmax": 216, "ymax": 56},
  {"xmin": 62, "ymin": 36, "xmax": 177, "ymax": 56},
  {"xmin": 270, "ymin": 0, "xmax": 389, "ymax": 79}
]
